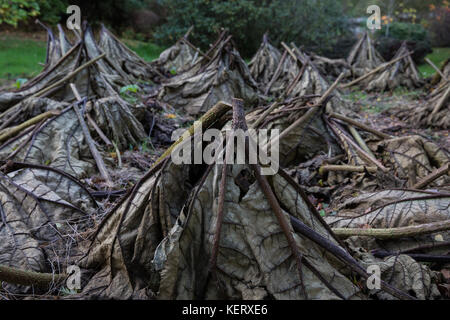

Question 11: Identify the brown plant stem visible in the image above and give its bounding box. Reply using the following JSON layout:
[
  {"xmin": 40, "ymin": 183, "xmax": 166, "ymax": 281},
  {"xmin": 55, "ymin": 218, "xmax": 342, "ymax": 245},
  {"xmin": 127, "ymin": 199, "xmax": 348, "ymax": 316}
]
[
  {"xmin": 264, "ymin": 50, "xmax": 288, "ymax": 95},
  {"xmin": 319, "ymin": 164, "xmax": 377, "ymax": 175},
  {"xmin": 0, "ymin": 264, "xmax": 67, "ymax": 287},
  {"xmin": 425, "ymin": 58, "xmax": 448, "ymax": 81},
  {"xmin": 31, "ymin": 53, "xmax": 106, "ymax": 98},
  {"xmin": 266, "ymin": 73, "xmax": 344, "ymax": 150},
  {"xmin": 152, "ymin": 101, "xmax": 232, "ymax": 168},
  {"xmin": 328, "ymin": 112, "xmax": 390, "ymax": 139},
  {"xmin": 430, "ymin": 85, "xmax": 450, "ymax": 116},
  {"xmin": 70, "ymin": 83, "xmax": 113, "ymax": 186},
  {"xmin": 0, "ymin": 110, "xmax": 60, "ymax": 143},
  {"xmin": 341, "ymin": 52, "xmax": 412, "ymax": 89},
  {"xmin": 288, "ymin": 215, "xmax": 414, "ymax": 300},
  {"xmin": 347, "ymin": 125, "xmax": 376, "ymax": 158},
  {"xmin": 333, "ymin": 219, "xmax": 450, "ymax": 239},
  {"xmin": 412, "ymin": 163, "xmax": 449, "ymax": 189},
  {"xmin": 230, "ymin": 98, "xmax": 308, "ymax": 298}
]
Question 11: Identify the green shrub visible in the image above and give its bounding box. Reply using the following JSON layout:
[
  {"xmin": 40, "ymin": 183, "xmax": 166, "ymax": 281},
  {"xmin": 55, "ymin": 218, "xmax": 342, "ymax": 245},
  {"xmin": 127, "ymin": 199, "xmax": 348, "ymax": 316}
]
[
  {"xmin": 376, "ymin": 22, "xmax": 429, "ymax": 42},
  {"xmin": 69, "ymin": 0, "xmax": 148, "ymax": 28},
  {"xmin": 36, "ymin": 0, "xmax": 68, "ymax": 24},
  {"xmin": 154, "ymin": 0, "xmax": 349, "ymax": 58},
  {"xmin": 0, "ymin": 0, "xmax": 40, "ymax": 27},
  {"xmin": 153, "ymin": 0, "xmax": 264, "ymax": 57},
  {"xmin": 267, "ymin": 0, "xmax": 349, "ymax": 57},
  {"xmin": 1, "ymin": 0, "xmax": 150, "ymax": 27},
  {"xmin": 375, "ymin": 22, "xmax": 432, "ymax": 64}
]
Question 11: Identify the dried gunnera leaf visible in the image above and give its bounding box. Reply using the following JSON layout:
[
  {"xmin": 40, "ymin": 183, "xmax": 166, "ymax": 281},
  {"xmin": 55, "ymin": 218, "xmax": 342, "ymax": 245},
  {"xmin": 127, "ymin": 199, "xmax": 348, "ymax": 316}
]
[
  {"xmin": 395, "ymin": 83, "xmax": 450, "ymax": 130},
  {"xmin": 346, "ymin": 32, "xmax": 384, "ymax": 77},
  {"xmin": 326, "ymin": 188, "xmax": 448, "ymax": 297},
  {"xmin": 0, "ymin": 100, "xmax": 95, "ymax": 179},
  {"xmin": 327, "ymin": 189, "xmax": 450, "ymax": 229},
  {"xmin": 152, "ymin": 39, "xmax": 197, "ymax": 76},
  {"xmin": 309, "ymin": 53, "xmax": 351, "ymax": 82},
  {"xmin": 93, "ymin": 97, "xmax": 147, "ymax": 150},
  {"xmin": 352, "ymin": 250, "xmax": 441, "ymax": 300},
  {"xmin": 153, "ymin": 163, "xmax": 361, "ymax": 300},
  {"xmin": 80, "ymin": 158, "xmax": 364, "ymax": 300},
  {"xmin": 248, "ymin": 34, "xmax": 282, "ymax": 90},
  {"xmin": 158, "ymin": 32, "xmax": 259, "ymax": 117},
  {"xmin": 98, "ymin": 24, "xmax": 161, "ymax": 82},
  {"xmin": 78, "ymin": 100, "xmax": 414, "ymax": 300},
  {"xmin": 394, "ymin": 59, "xmax": 449, "ymax": 130},
  {"xmin": 0, "ymin": 164, "xmax": 98, "ymax": 293},
  {"xmin": 0, "ymin": 42, "xmax": 80, "ymax": 111},
  {"xmin": 364, "ymin": 42, "xmax": 422, "ymax": 92},
  {"xmin": 264, "ymin": 43, "xmax": 354, "ymax": 116},
  {"xmin": 245, "ymin": 104, "xmax": 341, "ymax": 167},
  {"xmin": 0, "ymin": 21, "xmax": 160, "ymax": 118},
  {"xmin": 38, "ymin": 21, "xmax": 73, "ymax": 69},
  {"xmin": 325, "ymin": 188, "xmax": 447, "ymax": 300},
  {"xmin": 375, "ymin": 135, "xmax": 449, "ymax": 187}
]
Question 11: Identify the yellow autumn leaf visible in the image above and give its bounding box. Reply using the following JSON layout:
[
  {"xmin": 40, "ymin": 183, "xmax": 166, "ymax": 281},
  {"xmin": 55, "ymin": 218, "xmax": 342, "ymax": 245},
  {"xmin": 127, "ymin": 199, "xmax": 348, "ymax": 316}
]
[{"xmin": 165, "ymin": 113, "xmax": 177, "ymax": 119}]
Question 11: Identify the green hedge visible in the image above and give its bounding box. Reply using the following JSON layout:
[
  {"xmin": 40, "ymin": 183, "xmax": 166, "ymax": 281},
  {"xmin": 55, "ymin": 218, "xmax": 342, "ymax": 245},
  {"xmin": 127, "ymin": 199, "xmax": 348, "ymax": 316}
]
[
  {"xmin": 154, "ymin": 0, "xmax": 350, "ymax": 58},
  {"xmin": 376, "ymin": 22, "xmax": 429, "ymax": 42},
  {"xmin": 375, "ymin": 22, "xmax": 432, "ymax": 63},
  {"xmin": 0, "ymin": 0, "xmax": 40, "ymax": 27},
  {"xmin": 37, "ymin": 0, "xmax": 69, "ymax": 24}
]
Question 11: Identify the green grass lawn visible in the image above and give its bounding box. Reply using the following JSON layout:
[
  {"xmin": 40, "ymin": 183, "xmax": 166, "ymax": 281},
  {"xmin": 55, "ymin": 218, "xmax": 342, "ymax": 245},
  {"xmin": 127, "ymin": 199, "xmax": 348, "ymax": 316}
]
[
  {"xmin": 1, "ymin": 33, "xmax": 448, "ymax": 82},
  {"xmin": 0, "ymin": 35, "xmax": 47, "ymax": 79},
  {"xmin": 122, "ymin": 39, "xmax": 165, "ymax": 62},
  {"xmin": 418, "ymin": 47, "xmax": 450, "ymax": 78},
  {"xmin": 0, "ymin": 35, "xmax": 165, "ymax": 81}
]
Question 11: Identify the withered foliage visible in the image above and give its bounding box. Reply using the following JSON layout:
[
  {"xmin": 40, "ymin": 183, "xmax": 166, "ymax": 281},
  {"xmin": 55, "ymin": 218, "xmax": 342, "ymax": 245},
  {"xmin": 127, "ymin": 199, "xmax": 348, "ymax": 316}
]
[
  {"xmin": 395, "ymin": 58, "xmax": 449, "ymax": 129},
  {"xmin": 347, "ymin": 32, "xmax": 384, "ymax": 76},
  {"xmin": 363, "ymin": 42, "xmax": 423, "ymax": 92},
  {"xmin": 0, "ymin": 27, "xmax": 448, "ymax": 300},
  {"xmin": 156, "ymin": 32, "xmax": 259, "ymax": 118}
]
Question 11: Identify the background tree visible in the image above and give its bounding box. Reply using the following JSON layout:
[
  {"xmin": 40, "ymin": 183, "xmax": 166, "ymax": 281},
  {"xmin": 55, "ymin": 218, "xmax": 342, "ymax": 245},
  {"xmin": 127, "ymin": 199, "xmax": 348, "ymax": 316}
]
[
  {"xmin": 0, "ymin": 0, "xmax": 40, "ymax": 27},
  {"xmin": 154, "ymin": 0, "xmax": 349, "ymax": 57}
]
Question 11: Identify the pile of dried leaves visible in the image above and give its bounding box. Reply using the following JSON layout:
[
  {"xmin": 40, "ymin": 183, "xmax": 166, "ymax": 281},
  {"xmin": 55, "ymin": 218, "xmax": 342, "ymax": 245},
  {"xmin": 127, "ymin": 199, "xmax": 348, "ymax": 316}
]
[
  {"xmin": 360, "ymin": 42, "xmax": 422, "ymax": 92},
  {"xmin": 151, "ymin": 27, "xmax": 200, "ymax": 76},
  {"xmin": 346, "ymin": 32, "xmax": 385, "ymax": 77},
  {"xmin": 395, "ymin": 58, "xmax": 449, "ymax": 129},
  {"xmin": 155, "ymin": 31, "xmax": 259, "ymax": 118},
  {"xmin": 0, "ymin": 26, "xmax": 448, "ymax": 301}
]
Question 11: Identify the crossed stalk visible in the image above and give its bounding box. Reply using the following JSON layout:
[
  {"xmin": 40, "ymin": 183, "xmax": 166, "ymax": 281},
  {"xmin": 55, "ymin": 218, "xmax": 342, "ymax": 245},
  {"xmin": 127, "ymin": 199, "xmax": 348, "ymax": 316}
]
[{"xmin": 204, "ymin": 98, "xmax": 414, "ymax": 300}]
